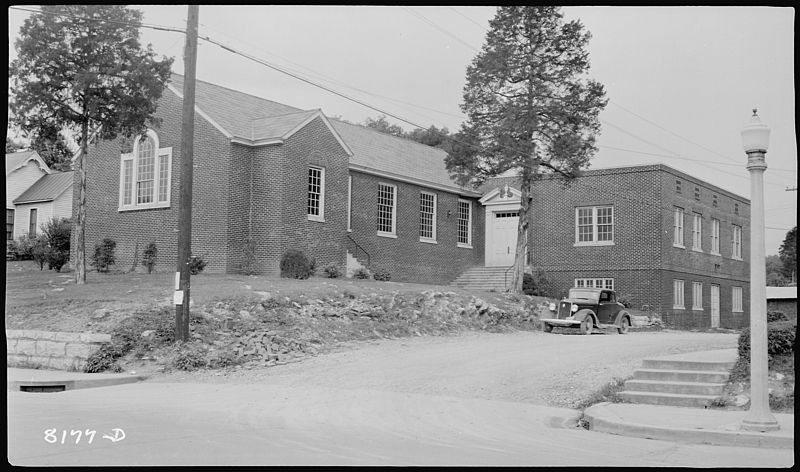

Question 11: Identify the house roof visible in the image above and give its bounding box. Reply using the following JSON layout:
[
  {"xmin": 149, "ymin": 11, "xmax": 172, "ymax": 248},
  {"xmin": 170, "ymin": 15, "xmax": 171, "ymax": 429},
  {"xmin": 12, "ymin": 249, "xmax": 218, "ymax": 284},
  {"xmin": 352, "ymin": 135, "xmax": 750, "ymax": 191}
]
[
  {"xmin": 13, "ymin": 171, "xmax": 73, "ymax": 204},
  {"xmin": 168, "ymin": 74, "xmax": 476, "ymax": 196},
  {"xmin": 5, "ymin": 150, "xmax": 50, "ymax": 176},
  {"xmin": 766, "ymin": 286, "xmax": 797, "ymax": 300}
]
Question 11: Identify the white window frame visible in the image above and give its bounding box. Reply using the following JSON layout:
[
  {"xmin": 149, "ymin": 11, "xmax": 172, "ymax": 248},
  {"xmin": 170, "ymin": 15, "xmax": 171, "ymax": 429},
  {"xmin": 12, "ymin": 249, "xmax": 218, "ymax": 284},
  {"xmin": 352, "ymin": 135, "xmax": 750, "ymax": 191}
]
[
  {"xmin": 346, "ymin": 175, "xmax": 352, "ymax": 232},
  {"xmin": 119, "ymin": 129, "xmax": 172, "ymax": 211},
  {"xmin": 377, "ymin": 182, "xmax": 397, "ymax": 238},
  {"xmin": 419, "ymin": 191, "xmax": 437, "ymax": 244},
  {"xmin": 574, "ymin": 278, "xmax": 614, "ymax": 290},
  {"xmin": 574, "ymin": 205, "xmax": 614, "ymax": 246},
  {"xmin": 692, "ymin": 213, "xmax": 703, "ymax": 252},
  {"xmin": 692, "ymin": 281, "xmax": 703, "ymax": 311},
  {"xmin": 673, "ymin": 279, "xmax": 685, "ymax": 309},
  {"xmin": 457, "ymin": 199, "xmax": 472, "ymax": 248},
  {"xmin": 732, "ymin": 286, "xmax": 743, "ymax": 313},
  {"xmin": 673, "ymin": 207, "xmax": 685, "ymax": 248},
  {"xmin": 732, "ymin": 224, "xmax": 742, "ymax": 260},
  {"xmin": 307, "ymin": 166, "xmax": 325, "ymax": 222},
  {"xmin": 710, "ymin": 218, "xmax": 721, "ymax": 255}
]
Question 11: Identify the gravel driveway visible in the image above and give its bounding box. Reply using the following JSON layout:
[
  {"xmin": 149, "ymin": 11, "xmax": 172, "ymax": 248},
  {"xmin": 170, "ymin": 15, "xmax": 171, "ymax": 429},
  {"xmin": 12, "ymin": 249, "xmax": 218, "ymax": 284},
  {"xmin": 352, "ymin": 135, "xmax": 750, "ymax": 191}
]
[{"xmin": 149, "ymin": 330, "xmax": 738, "ymax": 408}]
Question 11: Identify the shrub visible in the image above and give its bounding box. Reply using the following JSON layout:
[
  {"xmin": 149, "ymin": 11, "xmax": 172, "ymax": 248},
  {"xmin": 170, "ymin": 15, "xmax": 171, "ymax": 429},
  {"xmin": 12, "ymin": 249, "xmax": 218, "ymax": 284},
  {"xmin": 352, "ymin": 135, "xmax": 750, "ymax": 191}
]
[
  {"xmin": 522, "ymin": 268, "xmax": 553, "ymax": 297},
  {"xmin": 90, "ymin": 238, "xmax": 117, "ymax": 272},
  {"xmin": 737, "ymin": 319, "xmax": 796, "ymax": 368},
  {"xmin": 353, "ymin": 267, "xmax": 371, "ymax": 279},
  {"xmin": 189, "ymin": 255, "xmax": 207, "ymax": 275},
  {"xmin": 84, "ymin": 343, "xmax": 126, "ymax": 373},
  {"xmin": 279, "ymin": 249, "xmax": 316, "ymax": 279},
  {"xmin": 41, "ymin": 217, "xmax": 71, "ymax": 253},
  {"xmin": 9, "ymin": 234, "xmax": 37, "ymax": 260},
  {"xmin": 142, "ymin": 242, "xmax": 158, "ymax": 274},
  {"xmin": 46, "ymin": 248, "xmax": 69, "ymax": 272},
  {"xmin": 767, "ymin": 311, "xmax": 789, "ymax": 323},
  {"xmin": 372, "ymin": 267, "xmax": 391, "ymax": 281},
  {"xmin": 323, "ymin": 262, "xmax": 343, "ymax": 278},
  {"xmin": 31, "ymin": 235, "xmax": 49, "ymax": 270},
  {"xmin": 169, "ymin": 342, "xmax": 207, "ymax": 371}
]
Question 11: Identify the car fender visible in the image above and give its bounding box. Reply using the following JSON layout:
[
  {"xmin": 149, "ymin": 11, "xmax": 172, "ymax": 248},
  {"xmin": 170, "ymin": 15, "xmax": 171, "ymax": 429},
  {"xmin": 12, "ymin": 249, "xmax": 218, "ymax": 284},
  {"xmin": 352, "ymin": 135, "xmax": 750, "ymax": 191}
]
[
  {"xmin": 574, "ymin": 309, "xmax": 596, "ymax": 324},
  {"xmin": 614, "ymin": 310, "xmax": 631, "ymax": 326}
]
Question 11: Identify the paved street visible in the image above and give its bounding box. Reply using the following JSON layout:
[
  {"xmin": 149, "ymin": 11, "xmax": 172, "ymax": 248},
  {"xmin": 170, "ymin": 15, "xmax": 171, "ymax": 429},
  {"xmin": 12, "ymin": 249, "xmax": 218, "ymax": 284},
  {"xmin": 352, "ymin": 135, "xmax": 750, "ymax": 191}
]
[{"xmin": 7, "ymin": 331, "xmax": 794, "ymax": 466}]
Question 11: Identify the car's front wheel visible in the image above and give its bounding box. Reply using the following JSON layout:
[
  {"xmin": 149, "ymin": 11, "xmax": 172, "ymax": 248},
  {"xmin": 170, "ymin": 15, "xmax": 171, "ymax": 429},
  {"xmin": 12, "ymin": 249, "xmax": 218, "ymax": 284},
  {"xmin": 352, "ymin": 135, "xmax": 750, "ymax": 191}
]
[
  {"xmin": 580, "ymin": 316, "xmax": 594, "ymax": 335},
  {"xmin": 543, "ymin": 323, "xmax": 553, "ymax": 333},
  {"xmin": 618, "ymin": 317, "xmax": 630, "ymax": 334}
]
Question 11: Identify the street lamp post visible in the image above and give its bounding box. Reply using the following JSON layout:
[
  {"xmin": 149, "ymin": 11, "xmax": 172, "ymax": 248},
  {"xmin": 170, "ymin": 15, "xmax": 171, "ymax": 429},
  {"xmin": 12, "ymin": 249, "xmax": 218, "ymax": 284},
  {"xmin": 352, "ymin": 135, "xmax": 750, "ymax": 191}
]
[{"xmin": 740, "ymin": 109, "xmax": 779, "ymax": 432}]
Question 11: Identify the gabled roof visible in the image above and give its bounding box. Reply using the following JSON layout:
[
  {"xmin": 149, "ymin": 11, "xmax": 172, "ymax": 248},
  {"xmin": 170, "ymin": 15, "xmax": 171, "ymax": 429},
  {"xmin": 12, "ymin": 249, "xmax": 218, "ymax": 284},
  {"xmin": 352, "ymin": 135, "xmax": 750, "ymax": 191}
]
[
  {"xmin": 13, "ymin": 171, "xmax": 73, "ymax": 204},
  {"xmin": 167, "ymin": 74, "xmax": 477, "ymax": 196},
  {"xmin": 5, "ymin": 150, "xmax": 51, "ymax": 176}
]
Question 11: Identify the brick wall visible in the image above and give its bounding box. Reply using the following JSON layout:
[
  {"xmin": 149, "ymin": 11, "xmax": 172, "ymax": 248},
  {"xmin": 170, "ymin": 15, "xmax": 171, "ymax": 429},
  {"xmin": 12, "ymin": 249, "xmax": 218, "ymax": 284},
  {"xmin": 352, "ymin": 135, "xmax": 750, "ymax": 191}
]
[{"xmin": 347, "ymin": 170, "xmax": 484, "ymax": 284}]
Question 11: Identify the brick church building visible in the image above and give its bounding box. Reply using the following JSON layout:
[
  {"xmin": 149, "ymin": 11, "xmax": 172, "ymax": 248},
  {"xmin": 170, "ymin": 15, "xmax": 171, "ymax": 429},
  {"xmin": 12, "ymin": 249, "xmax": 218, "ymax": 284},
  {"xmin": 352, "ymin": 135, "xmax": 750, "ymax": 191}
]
[{"xmin": 75, "ymin": 74, "xmax": 749, "ymax": 330}]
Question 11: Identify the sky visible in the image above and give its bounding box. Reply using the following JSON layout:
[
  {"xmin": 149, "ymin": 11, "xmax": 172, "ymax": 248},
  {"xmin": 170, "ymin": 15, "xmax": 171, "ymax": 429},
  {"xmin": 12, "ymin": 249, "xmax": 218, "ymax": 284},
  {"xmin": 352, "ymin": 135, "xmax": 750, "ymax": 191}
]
[{"xmin": 7, "ymin": 5, "xmax": 796, "ymax": 255}]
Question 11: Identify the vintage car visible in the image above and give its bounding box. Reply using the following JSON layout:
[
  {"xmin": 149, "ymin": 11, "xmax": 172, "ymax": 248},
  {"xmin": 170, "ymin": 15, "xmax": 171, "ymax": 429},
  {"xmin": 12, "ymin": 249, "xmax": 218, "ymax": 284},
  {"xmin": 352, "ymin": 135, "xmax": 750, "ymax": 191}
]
[{"xmin": 540, "ymin": 288, "xmax": 631, "ymax": 335}]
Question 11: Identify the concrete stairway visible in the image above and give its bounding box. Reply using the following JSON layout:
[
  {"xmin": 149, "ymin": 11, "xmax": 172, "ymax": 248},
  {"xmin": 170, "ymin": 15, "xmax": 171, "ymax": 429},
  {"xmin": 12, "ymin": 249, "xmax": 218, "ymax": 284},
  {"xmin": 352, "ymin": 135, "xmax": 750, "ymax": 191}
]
[
  {"xmin": 449, "ymin": 266, "xmax": 513, "ymax": 291},
  {"xmin": 618, "ymin": 354, "xmax": 737, "ymax": 408}
]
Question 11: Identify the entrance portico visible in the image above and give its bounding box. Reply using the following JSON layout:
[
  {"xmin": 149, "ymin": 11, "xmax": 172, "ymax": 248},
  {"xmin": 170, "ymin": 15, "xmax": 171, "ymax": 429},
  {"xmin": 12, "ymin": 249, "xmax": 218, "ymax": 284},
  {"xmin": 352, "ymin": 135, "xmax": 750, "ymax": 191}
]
[{"xmin": 480, "ymin": 184, "xmax": 523, "ymax": 267}]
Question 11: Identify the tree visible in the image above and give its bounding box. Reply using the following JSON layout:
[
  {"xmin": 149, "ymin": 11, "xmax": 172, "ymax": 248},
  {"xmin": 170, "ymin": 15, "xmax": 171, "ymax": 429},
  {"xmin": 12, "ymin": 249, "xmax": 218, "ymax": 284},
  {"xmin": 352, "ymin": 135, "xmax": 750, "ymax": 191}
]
[
  {"xmin": 29, "ymin": 123, "xmax": 74, "ymax": 171},
  {"xmin": 446, "ymin": 6, "xmax": 607, "ymax": 293},
  {"xmin": 406, "ymin": 125, "xmax": 451, "ymax": 149},
  {"xmin": 779, "ymin": 226, "xmax": 796, "ymax": 283},
  {"xmin": 9, "ymin": 5, "xmax": 173, "ymax": 284},
  {"xmin": 6, "ymin": 136, "xmax": 23, "ymax": 153},
  {"xmin": 766, "ymin": 254, "xmax": 788, "ymax": 286},
  {"xmin": 364, "ymin": 115, "xmax": 405, "ymax": 137}
]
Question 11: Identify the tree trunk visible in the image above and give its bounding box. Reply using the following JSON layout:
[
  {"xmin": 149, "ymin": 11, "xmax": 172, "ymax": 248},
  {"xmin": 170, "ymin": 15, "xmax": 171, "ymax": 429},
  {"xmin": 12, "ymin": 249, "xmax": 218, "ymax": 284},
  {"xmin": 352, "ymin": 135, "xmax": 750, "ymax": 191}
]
[
  {"xmin": 508, "ymin": 174, "xmax": 532, "ymax": 293},
  {"xmin": 74, "ymin": 124, "xmax": 88, "ymax": 284}
]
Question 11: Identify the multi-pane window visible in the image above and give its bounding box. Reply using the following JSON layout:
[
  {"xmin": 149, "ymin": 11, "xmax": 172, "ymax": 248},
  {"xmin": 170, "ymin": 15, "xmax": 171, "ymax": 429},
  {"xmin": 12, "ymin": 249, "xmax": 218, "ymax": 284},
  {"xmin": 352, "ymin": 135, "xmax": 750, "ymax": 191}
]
[
  {"xmin": 692, "ymin": 213, "xmax": 702, "ymax": 251},
  {"xmin": 346, "ymin": 176, "xmax": 352, "ymax": 231},
  {"xmin": 419, "ymin": 192, "xmax": 436, "ymax": 242},
  {"xmin": 119, "ymin": 130, "xmax": 172, "ymax": 210},
  {"xmin": 711, "ymin": 218, "xmax": 720, "ymax": 255},
  {"xmin": 673, "ymin": 207, "xmax": 684, "ymax": 247},
  {"xmin": 7, "ymin": 209, "xmax": 14, "ymax": 241},
  {"xmin": 732, "ymin": 286, "xmax": 743, "ymax": 312},
  {"xmin": 28, "ymin": 209, "xmax": 37, "ymax": 237},
  {"xmin": 732, "ymin": 224, "xmax": 742, "ymax": 260},
  {"xmin": 457, "ymin": 199, "xmax": 472, "ymax": 247},
  {"xmin": 307, "ymin": 166, "xmax": 325, "ymax": 220},
  {"xmin": 673, "ymin": 279, "xmax": 685, "ymax": 309},
  {"xmin": 575, "ymin": 205, "xmax": 614, "ymax": 244},
  {"xmin": 377, "ymin": 183, "xmax": 396, "ymax": 236},
  {"xmin": 575, "ymin": 278, "xmax": 614, "ymax": 290},
  {"xmin": 692, "ymin": 282, "xmax": 703, "ymax": 310}
]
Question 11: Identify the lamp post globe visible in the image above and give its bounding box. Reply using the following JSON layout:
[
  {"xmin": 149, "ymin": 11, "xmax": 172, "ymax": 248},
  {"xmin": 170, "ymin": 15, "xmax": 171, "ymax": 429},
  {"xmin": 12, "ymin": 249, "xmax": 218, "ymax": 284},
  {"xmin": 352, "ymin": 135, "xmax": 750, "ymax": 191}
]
[{"xmin": 740, "ymin": 109, "xmax": 779, "ymax": 432}]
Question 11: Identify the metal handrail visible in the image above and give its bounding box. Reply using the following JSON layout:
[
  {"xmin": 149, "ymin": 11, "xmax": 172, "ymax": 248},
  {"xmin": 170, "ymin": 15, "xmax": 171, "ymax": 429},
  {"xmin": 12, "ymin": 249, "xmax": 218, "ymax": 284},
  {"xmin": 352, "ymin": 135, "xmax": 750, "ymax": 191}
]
[
  {"xmin": 503, "ymin": 245, "xmax": 527, "ymax": 291},
  {"xmin": 346, "ymin": 233, "xmax": 370, "ymax": 267}
]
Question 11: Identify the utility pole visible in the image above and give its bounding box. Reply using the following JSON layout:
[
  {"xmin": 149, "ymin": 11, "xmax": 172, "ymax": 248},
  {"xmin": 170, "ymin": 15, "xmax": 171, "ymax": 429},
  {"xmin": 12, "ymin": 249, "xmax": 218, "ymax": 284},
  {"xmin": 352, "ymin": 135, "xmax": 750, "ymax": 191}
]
[{"xmin": 174, "ymin": 5, "xmax": 199, "ymax": 342}]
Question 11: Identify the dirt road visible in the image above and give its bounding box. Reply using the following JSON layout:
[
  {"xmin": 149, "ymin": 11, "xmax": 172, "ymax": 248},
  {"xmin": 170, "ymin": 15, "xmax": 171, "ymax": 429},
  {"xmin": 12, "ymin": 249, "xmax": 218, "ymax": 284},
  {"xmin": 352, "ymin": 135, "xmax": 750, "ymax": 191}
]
[{"xmin": 149, "ymin": 330, "xmax": 738, "ymax": 408}]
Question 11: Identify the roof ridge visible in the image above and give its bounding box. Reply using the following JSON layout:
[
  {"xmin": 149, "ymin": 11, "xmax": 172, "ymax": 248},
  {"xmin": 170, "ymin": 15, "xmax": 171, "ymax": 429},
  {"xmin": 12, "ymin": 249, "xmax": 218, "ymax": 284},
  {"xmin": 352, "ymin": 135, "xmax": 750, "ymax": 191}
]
[{"xmin": 330, "ymin": 118, "xmax": 448, "ymax": 156}]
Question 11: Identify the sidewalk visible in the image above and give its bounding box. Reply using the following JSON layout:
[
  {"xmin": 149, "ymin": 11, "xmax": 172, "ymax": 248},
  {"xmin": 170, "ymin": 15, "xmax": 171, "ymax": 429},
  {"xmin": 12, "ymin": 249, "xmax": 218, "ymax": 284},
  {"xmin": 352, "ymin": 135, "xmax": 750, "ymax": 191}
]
[
  {"xmin": 584, "ymin": 349, "xmax": 794, "ymax": 449},
  {"xmin": 7, "ymin": 367, "xmax": 147, "ymax": 392}
]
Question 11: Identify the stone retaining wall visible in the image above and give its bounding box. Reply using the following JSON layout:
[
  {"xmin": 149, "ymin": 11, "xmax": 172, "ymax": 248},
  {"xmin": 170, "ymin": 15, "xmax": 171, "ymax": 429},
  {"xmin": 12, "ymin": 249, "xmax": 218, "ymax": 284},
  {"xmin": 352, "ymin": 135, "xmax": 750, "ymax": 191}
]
[{"xmin": 6, "ymin": 330, "xmax": 111, "ymax": 371}]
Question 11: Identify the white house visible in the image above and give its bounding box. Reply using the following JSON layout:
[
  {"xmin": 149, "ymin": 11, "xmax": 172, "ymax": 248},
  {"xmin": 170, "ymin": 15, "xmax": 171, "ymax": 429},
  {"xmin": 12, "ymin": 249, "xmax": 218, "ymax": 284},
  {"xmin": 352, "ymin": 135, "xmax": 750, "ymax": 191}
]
[{"xmin": 5, "ymin": 150, "xmax": 73, "ymax": 240}]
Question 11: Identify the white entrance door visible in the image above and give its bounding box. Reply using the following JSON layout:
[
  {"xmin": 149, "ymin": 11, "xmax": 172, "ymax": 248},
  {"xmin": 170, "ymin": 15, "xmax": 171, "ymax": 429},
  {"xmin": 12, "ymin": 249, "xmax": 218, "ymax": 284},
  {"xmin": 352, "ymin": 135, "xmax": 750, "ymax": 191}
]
[
  {"xmin": 710, "ymin": 285, "xmax": 720, "ymax": 328},
  {"xmin": 491, "ymin": 211, "xmax": 519, "ymax": 266}
]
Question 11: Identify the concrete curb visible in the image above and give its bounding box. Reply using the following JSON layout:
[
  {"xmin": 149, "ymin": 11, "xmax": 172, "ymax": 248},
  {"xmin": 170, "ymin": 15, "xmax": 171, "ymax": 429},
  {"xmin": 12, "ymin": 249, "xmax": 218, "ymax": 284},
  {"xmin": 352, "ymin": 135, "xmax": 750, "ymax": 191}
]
[
  {"xmin": 584, "ymin": 402, "xmax": 794, "ymax": 449},
  {"xmin": 8, "ymin": 371, "xmax": 148, "ymax": 392}
]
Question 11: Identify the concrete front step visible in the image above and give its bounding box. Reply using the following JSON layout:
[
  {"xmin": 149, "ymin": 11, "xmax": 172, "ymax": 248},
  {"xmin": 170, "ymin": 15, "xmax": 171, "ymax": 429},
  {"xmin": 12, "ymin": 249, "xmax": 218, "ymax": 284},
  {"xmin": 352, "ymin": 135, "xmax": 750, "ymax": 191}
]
[
  {"xmin": 624, "ymin": 379, "xmax": 726, "ymax": 396},
  {"xmin": 633, "ymin": 368, "xmax": 730, "ymax": 383},
  {"xmin": 618, "ymin": 390, "xmax": 722, "ymax": 408},
  {"xmin": 642, "ymin": 358, "xmax": 736, "ymax": 372}
]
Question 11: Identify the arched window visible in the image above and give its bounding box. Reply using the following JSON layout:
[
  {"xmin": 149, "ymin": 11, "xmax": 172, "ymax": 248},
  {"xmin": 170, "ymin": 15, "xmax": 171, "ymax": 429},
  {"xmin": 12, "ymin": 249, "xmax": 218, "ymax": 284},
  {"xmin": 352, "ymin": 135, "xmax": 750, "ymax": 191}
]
[{"xmin": 119, "ymin": 129, "xmax": 172, "ymax": 210}]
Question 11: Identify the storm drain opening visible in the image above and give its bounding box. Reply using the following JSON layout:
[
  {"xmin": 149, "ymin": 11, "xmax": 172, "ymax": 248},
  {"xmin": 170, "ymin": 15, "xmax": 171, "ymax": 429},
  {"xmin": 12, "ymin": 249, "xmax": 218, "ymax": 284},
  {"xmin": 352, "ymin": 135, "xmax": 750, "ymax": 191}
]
[{"xmin": 19, "ymin": 385, "xmax": 66, "ymax": 393}]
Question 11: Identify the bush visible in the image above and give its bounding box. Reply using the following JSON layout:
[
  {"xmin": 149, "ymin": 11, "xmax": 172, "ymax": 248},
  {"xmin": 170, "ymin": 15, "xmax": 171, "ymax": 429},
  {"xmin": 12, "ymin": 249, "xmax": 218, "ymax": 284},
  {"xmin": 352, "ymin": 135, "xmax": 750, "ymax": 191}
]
[
  {"xmin": 279, "ymin": 249, "xmax": 316, "ymax": 279},
  {"xmin": 189, "ymin": 255, "xmax": 207, "ymax": 275},
  {"xmin": 323, "ymin": 262, "xmax": 343, "ymax": 278},
  {"xmin": 737, "ymin": 320, "xmax": 796, "ymax": 368},
  {"xmin": 522, "ymin": 268, "xmax": 553, "ymax": 297},
  {"xmin": 353, "ymin": 267, "xmax": 371, "ymax": 279},
  {"xmin": 46, "ymin": 248, "xmax": 69, "ymax": 272},
  {"xmin": 142, "ymin": 242, "xmax": 158, "ymax": 274},
  {"xmin": 767, "ymin": 311, "xmax": 789, "ymax": 323},
  {"xmin": 41, "ymin": 217, "xmax": 71, "ymax": 253},
  {"xmin": 372, "ymin": 267, "xmax": 391, "ymax": 281},
  {"xmin": 8, "ymin": 234, "xmax": 37, "ymax": 260},
  {"xmin": 90, "ymin": 238, "xmax": 117, "ymax": 272},
  {"xmin": 31, "ymin": 235, "xmax": 49, "ymax": 270}
]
